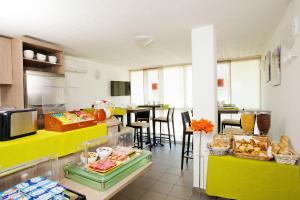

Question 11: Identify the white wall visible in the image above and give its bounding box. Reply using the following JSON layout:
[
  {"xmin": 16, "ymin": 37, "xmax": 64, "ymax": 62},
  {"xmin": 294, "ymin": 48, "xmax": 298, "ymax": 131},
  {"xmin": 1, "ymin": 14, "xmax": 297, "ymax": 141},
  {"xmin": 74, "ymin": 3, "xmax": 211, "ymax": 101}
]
[
  {"xmin": 261, "ymin": 0, "xmax": 300, "ymax": 154},
  {"xmin": 64, "ymin": 56, "xmax": 130, "ymax": 109}
]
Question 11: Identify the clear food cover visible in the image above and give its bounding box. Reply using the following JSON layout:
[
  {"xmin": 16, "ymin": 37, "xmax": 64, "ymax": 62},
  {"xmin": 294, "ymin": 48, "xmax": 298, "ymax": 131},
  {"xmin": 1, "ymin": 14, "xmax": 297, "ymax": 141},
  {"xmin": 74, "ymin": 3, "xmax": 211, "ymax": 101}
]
[
  {"xmin": 64, "ymin": 127, "xmax": 151, "ymax": 191},
  {"xmin": 0, "ymin": 155, "xmax": 59, "ymax": 191}
]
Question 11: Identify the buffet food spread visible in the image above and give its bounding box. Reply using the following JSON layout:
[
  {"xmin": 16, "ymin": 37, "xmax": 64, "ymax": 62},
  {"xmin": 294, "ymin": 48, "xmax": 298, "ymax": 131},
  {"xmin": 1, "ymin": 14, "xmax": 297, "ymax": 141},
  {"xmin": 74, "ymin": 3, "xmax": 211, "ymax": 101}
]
[
  {"xmin": 64, "ymin": 147, "xmax": 151, "ymax": 191},
  {"xmin": 44, "ymin": 111, "xmax": 97, "ymax": 132},
  {"xmin": 85, "ymin": 146, "xmax": 135, "ymax": 173},
  {"xmin": 208, "ymin": 133, "xmax": 299, "ymax": 165},
  {"xmin": 50, "ymin": 111, "xmax": 94, "ymax": 125}
]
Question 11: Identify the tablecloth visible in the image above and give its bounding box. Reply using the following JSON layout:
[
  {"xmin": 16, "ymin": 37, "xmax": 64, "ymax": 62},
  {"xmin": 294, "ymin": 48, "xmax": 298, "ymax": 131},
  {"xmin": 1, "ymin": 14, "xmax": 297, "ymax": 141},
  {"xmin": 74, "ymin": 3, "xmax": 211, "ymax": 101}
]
[
  {"xmin": 0, "ymin": 124, "xmax": 107, "ymax": 169},
  {"xmin": 206, "ymin": 155, "xmax": 300, "ymax": 200}
]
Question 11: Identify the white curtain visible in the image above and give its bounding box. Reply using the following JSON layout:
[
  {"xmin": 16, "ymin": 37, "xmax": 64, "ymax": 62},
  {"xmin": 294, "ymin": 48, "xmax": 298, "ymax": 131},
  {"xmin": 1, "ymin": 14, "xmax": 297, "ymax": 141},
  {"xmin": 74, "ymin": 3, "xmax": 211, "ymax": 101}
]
[
  {"xmin": 130, "ymin": 65, "xmax": 192, "ymax": 109},
  {"xmin": 231, "ymin": 59, "xmax": 260, "ymax": 109},
  {"xmin": 130, "ymin": 70, "xmax": 144, "ymax": 105},
  {"xmin": 217, "ymin": 62, "xmax": 231, "ymax": 104}
]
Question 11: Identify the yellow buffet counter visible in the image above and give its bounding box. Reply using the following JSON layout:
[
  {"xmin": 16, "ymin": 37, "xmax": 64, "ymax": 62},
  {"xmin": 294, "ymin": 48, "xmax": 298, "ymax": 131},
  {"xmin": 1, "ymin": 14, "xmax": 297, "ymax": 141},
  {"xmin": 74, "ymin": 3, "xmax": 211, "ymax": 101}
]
[{"xmin": 0, "ymin": 124, "xmax": 107, "ymax": 169}]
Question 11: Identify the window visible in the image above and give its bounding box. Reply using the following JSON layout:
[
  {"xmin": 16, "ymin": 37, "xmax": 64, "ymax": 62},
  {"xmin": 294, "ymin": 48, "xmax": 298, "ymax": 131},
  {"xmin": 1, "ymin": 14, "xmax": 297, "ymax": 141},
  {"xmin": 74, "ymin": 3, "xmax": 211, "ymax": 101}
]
[
  {"xmin": 130, "ymin": 70, "xmax": 144, "ymax": 105},
  {"xmin": 145, "ymin": 69, "xmax": 159, "ymax": 104},
  {"xmin": 217, "ymin": 62, "xmax": 231, "ymax": 104},
  {"xmin": 231, "ymin": 59, "xmax": 260, "ymax": 109},
  {"xmin": 130, "ymin": 65, "xmax": 192, "ymax": 109},
  {"xmin": 184, "ymin": 66, "xmax": 192, "ymax": 108},
  {"xmin": 163, "ymin": 67, "xmax": 185, "ymax": 108}
]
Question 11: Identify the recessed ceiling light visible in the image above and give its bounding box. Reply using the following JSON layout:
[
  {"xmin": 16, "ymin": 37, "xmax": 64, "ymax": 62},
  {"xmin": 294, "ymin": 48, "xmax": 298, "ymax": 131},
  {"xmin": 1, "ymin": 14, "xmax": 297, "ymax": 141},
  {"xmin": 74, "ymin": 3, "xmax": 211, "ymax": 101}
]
[{"xmin": 135, "ymin": 35, "xmax": 154, "ymax": 48}]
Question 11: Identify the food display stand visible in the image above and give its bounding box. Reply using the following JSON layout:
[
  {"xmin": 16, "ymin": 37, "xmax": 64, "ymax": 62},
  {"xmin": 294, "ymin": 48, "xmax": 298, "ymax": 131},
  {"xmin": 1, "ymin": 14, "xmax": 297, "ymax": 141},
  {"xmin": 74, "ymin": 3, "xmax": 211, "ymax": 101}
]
[
  {"xmin": 61, "ymin": 130, "xmax": 152, "ymax": 200},
  {"xmin": 64, "ymin": 150, "xmax": 151, "ymax": 191}
]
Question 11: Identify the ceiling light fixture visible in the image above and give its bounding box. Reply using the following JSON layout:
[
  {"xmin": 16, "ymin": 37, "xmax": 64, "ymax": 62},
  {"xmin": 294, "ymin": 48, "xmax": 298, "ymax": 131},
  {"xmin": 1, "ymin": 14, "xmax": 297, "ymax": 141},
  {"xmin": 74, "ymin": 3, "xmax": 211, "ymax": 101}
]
[{"xmin": 135, "ymin": 35, "xmax": 154, "ymax": 48}]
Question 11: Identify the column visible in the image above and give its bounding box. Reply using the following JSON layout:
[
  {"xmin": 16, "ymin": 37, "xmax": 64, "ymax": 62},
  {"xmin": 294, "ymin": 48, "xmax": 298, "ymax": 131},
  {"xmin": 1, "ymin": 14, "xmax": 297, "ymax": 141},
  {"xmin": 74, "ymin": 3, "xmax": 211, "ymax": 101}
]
[{"xmin": 192, "ymin": 25, "xmax": 217, "ymax": 189}]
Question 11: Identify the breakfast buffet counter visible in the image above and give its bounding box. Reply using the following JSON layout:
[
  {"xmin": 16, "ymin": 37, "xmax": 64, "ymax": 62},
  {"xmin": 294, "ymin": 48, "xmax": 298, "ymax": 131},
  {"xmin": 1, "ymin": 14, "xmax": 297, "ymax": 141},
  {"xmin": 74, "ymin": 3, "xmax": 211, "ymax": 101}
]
[
  {"xmin": 0, "ymin": 124, "xmax": 107, "ymax": 169},
  {"xmin": 206, "ymin": 155, "xmax": 300, "ymax": 200}
]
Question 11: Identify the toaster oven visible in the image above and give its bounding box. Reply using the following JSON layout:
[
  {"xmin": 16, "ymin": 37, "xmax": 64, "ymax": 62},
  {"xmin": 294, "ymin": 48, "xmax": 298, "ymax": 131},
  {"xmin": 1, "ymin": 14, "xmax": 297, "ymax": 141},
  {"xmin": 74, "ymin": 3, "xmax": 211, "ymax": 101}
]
[{"xmin": 0, "ymin": 108, "xmax": 37, "ymax": 141}]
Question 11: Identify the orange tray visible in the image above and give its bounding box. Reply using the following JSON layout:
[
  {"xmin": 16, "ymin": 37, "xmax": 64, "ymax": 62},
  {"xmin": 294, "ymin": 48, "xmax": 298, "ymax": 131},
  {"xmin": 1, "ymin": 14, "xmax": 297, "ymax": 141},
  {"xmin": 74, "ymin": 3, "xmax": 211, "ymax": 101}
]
[{"xmin": 44, "ymin": 113, "xmax": 97, "ymax": 132}]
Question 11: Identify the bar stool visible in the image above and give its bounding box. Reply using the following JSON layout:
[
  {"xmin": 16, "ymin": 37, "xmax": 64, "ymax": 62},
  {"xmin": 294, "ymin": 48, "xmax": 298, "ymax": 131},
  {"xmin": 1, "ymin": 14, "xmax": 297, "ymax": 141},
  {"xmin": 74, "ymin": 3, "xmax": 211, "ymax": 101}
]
[
  {"xmin": 129, "ymin": 110, "xmax": 152, "ymax": 151},
  {"xmin": 181, "ymin": 111, "xmax": 193, "ymax": 170},
  {"xmin": 221, "ymin": 118, "xmax": 241, "ymax": 132},
  {"xmin": 153, "ymin": 107, "xmax": 175, "ymax": 148}
]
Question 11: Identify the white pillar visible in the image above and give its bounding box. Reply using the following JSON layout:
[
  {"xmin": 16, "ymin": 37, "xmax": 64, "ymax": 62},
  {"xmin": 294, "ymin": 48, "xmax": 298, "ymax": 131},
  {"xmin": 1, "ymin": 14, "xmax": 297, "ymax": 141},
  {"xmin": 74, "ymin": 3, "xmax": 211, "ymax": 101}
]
[{"xmin": 192, "ymin": 25, "xmax": 217, "ymax": 189}]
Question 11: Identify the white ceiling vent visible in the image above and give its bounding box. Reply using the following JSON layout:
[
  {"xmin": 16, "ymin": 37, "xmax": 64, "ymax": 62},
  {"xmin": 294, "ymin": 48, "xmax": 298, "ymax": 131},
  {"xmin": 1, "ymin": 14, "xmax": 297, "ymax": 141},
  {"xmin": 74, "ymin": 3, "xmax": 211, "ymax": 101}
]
[{"xmin": 135, "ymin": 35, "xmax": 154, "ymax": 48}]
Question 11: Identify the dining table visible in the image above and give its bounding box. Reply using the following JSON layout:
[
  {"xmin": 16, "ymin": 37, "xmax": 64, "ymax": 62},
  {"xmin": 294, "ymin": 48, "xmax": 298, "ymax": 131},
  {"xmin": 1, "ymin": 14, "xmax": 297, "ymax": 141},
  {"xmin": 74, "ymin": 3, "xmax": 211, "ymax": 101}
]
[
  {"xmin": 218, "ymin": 107, "xmax": 240, "ymax": 133},
  {"xmin": 138, "ymin": 104, "xmax": 163, "ymax": 146}
]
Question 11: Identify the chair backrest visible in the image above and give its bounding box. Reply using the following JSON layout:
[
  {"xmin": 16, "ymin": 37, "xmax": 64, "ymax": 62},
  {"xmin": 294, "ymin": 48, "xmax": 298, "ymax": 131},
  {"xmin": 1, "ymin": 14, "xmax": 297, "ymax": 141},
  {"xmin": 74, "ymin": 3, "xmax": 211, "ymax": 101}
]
[
  {"xmin": 167, "ymin": 107, "xmax": 175, "ymax": 119},
  {"xmin": 181, "ymin": 111, "xmax": 191, "ymax": 131},
  {"xmin": 135, "ymin": 110, "xmax": 150, "ymax": 123}
]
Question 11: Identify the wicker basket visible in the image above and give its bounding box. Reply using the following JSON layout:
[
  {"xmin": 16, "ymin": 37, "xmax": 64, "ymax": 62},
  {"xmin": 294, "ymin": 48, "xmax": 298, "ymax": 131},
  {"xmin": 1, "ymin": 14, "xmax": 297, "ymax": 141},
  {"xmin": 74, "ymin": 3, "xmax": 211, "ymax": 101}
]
[
  {"xmin": 273, "ymin": 150, "xmax": 299, "ymax": 165},
  {"xmin": 233, "ymin": 152, "xmax": 273, "ymax": 161},
  {"xmin": 207, "ymin": 143, "xmax": 230, "ymax": 156},
  {"xmin": 232, "ymin": 135, "xmax": 273, "ymax": 161}
]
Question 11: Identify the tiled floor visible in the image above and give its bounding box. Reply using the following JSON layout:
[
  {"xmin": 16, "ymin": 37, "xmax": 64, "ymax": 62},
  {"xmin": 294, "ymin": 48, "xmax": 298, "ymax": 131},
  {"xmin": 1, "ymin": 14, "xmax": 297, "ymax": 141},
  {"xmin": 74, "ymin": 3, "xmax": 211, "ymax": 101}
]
[{"xmin": 111, "ymin": 143, "xmax": 220, "ymax": 200}]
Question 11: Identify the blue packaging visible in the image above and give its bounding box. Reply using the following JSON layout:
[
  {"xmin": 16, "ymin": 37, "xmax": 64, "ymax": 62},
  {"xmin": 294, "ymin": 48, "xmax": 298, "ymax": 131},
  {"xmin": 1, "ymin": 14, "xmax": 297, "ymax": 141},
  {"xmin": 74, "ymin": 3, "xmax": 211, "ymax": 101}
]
[
  {"xmin": 21, "ymin": 185, "xmax": 38, "ymax": 194},
  {"xmin": 41, "ymin": 181, "xmax": 58, "ymax": 190},
  {"xmin": 1, "ymin": 187, "xmax": 18, "ymax": 198},
  {"xmin": 26, "ymin": 176, "xmax": 45, "ymax": 185},
  {"xmin": 35, "ymin": 179, "xmax": 51, "ymax": 188},
  {"xmin": 30, "ymin": 191, "xmax": 54, "ymax": 200},
  {"xmin": 16, "ymin": 182, "xmax": 30, "ymax": 190},
  {"xmin": 28, "ymin": 188, "xmax": 47, "ymax": 198},
  {"xmin": 53, "ymin": 195, "xmax": 64, "ymax": 200},
  {"xmin": 49, "ymin": 186, "xmax": 64, "ymax": 196},
  {"xmin": 3, "ymin": 192, "xmax": 32, "ymax": 200}
]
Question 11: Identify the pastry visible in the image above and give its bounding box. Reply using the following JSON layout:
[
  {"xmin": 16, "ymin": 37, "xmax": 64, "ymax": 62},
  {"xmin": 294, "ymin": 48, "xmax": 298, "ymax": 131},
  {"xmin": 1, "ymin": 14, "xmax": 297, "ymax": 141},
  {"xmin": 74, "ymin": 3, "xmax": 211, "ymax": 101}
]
[{"xmin": 272, "ymin": 143, "xmax": 280, "ymax": 154}]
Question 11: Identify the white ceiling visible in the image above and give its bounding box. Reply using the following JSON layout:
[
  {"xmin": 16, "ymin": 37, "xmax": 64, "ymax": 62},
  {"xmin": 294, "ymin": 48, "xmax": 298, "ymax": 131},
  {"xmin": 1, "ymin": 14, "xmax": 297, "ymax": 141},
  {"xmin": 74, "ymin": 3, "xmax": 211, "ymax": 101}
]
[{"xmin": 0, "ymin": 0, "xmax": 290, "ymax": 69}]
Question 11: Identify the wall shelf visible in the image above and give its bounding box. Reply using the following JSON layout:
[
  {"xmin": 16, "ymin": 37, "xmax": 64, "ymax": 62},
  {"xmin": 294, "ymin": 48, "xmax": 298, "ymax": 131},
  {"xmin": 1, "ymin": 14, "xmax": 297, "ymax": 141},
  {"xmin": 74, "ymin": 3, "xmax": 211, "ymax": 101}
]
[{"xmin": 23, "ymin": 58, "xmax": 62, "ymax": 68}]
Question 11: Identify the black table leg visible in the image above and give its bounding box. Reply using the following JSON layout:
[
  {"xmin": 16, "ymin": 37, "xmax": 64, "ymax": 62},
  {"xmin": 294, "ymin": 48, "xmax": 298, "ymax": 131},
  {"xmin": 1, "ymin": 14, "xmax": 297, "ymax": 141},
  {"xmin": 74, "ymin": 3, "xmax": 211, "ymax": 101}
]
[
  {"xmin": 218, "ymin": 112, "xmax": 221, "ymax": 133},
  {"xmin": 127, "ymin": 112, "xmax": 131, "ymax": 127},
  {"xmin": 152, "ymin": 107, "xmax": 156, "ymax": 145}
]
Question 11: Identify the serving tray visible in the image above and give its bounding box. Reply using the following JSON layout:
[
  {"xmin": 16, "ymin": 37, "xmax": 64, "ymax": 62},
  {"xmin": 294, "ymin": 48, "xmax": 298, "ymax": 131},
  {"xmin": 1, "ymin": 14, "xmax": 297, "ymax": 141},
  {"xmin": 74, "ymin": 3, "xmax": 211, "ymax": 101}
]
[{"xmin": 64, "ymin": 150, "xmax": 151, "ymax": 191}]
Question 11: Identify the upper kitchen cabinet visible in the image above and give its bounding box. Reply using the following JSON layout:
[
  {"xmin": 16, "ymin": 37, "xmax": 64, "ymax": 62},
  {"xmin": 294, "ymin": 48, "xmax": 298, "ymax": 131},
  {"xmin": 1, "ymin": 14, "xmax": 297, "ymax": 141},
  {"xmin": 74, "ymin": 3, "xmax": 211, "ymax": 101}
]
[{"xmin": 0, "ymin": 37, "xmax": 12, "ymax": 84}]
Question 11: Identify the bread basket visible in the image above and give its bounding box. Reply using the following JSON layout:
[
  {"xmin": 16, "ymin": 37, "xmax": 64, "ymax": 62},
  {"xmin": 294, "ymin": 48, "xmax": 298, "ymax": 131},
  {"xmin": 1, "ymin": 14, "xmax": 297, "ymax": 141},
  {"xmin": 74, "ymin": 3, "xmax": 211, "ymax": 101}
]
[
  {"xmin": 207, "ymin": 143, "xmax": 230, "ymax": 156},
  {"xmin": 273, "ymin": 149, "xmax": 299, "ymax": 165}
]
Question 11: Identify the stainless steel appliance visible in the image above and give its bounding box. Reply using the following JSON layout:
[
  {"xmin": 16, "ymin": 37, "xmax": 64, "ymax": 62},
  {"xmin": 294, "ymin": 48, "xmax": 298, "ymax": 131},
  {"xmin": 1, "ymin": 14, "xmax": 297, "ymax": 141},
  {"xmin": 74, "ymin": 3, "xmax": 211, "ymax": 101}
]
[
  {"xmin": 24, "ymin": 70, "xmax": 66, "ymax": 129},
  {"xmin": 0, "ymin": 108, "xmax": 37, "ymax": 140}
]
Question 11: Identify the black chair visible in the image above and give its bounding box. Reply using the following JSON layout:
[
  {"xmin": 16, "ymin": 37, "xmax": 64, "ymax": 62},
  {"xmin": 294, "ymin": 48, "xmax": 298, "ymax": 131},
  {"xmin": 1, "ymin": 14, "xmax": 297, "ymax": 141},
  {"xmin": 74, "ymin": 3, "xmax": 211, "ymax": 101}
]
[
  {"xmin": 153, "ymin": 107, "xmax": 175, "ymax": 148},
  {"xmin": 181, "ymin": 111, "xmax": 193, "ymax": 170},
  {"xmin": 129, "ymin": 110, "xmax": 152, "ymax": 151}
]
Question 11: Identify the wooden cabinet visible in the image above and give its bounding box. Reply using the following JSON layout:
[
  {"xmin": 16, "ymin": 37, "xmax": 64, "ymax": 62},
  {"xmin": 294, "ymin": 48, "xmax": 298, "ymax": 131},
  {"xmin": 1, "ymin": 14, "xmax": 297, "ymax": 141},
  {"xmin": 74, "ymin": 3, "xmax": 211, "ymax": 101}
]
[
  {"xmin": 0, "ymin": 37, "xmax": 12, "ymax": 84},
  {"xmin": 1, "ymin": 36, "xmax": 64, "ymax": 108}
]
